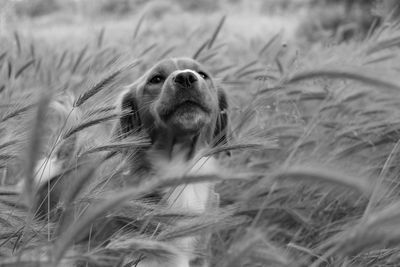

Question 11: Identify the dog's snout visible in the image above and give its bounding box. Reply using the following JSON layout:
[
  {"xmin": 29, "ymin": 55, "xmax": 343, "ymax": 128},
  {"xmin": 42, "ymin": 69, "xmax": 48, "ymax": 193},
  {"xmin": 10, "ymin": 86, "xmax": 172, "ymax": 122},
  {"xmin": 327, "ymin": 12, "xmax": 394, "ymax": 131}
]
[{"xmin": 174, "ymin": 71, "xmax": 198, "ymax": 88}]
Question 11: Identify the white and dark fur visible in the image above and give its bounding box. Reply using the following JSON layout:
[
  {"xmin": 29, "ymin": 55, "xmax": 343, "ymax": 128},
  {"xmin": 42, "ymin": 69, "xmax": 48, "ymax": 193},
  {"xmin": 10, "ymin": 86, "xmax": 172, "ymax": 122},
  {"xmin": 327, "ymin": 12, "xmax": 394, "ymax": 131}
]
[{"xmin": 114, "ymin": 57, "xmax": 229, "ymax": 267}]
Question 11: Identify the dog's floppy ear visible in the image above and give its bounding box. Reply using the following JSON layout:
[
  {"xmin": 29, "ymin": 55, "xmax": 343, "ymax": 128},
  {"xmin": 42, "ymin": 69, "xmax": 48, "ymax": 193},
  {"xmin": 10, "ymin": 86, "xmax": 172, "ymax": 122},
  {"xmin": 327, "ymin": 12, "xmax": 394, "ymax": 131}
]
[
  {"xmin": 213, "ymin": 87, "xmax": 229, "ymax": 147},
  {"xmin": 115, "ymin": 89, "xmax": 142, "ymax": 139}
]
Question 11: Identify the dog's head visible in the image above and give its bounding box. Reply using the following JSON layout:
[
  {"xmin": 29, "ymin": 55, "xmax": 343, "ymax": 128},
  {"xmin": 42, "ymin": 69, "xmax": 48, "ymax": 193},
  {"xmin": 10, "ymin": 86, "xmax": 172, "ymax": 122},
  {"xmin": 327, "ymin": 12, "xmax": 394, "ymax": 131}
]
[{"xmin": 116, "ymin": 58, "xmax": 228, "ymax": 156}]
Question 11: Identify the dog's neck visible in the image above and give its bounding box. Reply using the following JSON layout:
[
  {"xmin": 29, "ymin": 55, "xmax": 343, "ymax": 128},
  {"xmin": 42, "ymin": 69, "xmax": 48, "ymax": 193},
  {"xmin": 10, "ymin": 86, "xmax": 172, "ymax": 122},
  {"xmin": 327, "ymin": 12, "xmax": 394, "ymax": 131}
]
[
  {"xmin": 150, "ymin": 129, "xmax": 210, "ymax": 161},
  {"xmin": 129, "ymin": 127, "xmax": 213, "ymax": 178}
]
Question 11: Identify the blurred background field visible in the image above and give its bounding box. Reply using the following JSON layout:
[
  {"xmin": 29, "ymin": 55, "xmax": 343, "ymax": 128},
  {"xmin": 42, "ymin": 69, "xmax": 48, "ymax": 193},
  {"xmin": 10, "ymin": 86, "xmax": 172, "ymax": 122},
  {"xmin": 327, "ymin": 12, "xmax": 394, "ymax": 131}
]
[
  {"xmin": 1, "ymin": 0, "xmax": 398, "ymax": 50},
  {"xmin": 2, "ymin": 0, "xmax": 400, "ymax": 266}
]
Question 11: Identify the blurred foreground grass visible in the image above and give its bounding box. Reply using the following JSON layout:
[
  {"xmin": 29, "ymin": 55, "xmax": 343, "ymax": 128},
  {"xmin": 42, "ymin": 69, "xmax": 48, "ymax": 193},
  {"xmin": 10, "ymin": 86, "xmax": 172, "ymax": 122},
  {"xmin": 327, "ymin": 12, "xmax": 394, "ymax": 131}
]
[{"xmin": 1, "ymin": 3, "xmax": 400, "ymax": 267}]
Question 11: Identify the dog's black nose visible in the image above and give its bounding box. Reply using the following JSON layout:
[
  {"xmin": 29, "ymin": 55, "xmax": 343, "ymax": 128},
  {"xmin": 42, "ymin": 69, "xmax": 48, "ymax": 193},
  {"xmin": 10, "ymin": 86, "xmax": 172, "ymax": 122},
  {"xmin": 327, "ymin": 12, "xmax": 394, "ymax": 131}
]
[{"xmin": 174, "ymin": 72, "xmax": 198, "ymax": 88}]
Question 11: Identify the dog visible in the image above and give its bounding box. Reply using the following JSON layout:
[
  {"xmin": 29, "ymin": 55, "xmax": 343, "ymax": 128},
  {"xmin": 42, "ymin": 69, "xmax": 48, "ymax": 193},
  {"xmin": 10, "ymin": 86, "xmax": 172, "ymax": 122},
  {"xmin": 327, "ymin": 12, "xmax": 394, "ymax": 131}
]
[
  {"xmin": 113, "ymin": 57, "xmax": 229, "ymax": 267},
  {"xmin": 20, "ymin": 57, "xmax": 228, "ymax": 267}
]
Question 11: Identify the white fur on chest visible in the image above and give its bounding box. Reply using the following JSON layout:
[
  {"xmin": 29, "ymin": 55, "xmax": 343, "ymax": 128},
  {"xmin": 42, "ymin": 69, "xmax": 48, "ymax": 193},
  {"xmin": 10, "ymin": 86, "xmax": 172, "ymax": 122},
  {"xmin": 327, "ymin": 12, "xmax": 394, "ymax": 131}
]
[
  {"xmin": 152, "ymin": 154, "xmax": 219, "ymax": 267},
  {"xmin": 154, "ymin": 155, "xmax": 219, "ymax": 213}
]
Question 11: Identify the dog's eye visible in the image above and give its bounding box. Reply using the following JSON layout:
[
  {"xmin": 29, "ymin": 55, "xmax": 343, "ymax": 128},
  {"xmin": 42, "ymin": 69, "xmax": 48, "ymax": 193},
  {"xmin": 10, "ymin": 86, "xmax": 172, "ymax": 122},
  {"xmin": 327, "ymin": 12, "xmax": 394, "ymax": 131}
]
[
  {"xmin": 198, "ymin": 71, "xmax": 208, "ymax": 79},
  {"xmin": 149, "ymin": 75, "xmax": 164, "ymax": 84}
]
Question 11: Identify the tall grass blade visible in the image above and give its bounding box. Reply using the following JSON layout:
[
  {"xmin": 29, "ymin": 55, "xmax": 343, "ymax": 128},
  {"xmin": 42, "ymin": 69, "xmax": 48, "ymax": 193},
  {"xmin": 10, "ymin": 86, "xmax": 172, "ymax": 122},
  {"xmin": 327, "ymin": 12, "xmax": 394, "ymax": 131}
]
[
  {"xmin": 193, "ymin": 38, "xmax": 209, "ymax": 59},
  {"xmin": 15, "ymin": 59, "xmax": 35, "ymax": 79},
  {"xmin": 0, "ymin": 52, "xmax": 7, "ymax": 65},
  {"xmin": 71, "ymin": 45, "xmax": 88, "ymax": 74},
  {"xmin": 57, "ymin": 50, "xmax": 67, "ymax": 69},
  {"xmin": 14, "ymin": 31, "xmax": 21, "ymax": 55},
  {"xmin": 214, "ymin": 64, "xmax": 235, "ymax": 75},
  {"xmin": 288, "ymin": 66, "xmax": 400, "ymax": 92},
  {"xmin": 258, "ymin": 31, "xmax": 282, "ymax": 56},
  {"xmin": 366, "ymin": 35, "xmax": 400, "ymax": 55},
  {"xmin": 207, "ymin": 15, "xmax": 226, "ymax": 49},
  {"xmin": 198, "ymin": 51, "xmax": 218, "ymax": 63},
  {"xmin": 157, "ymin": 46, "xmax": 176, "ymax": 60},
  {"xmin": 139, "ymin": 43, "xmax": 157, "ymax": 57},
  {"xmin": 104, "ymin": 54, "xmax": 121, "ymax": 68},
  {"xmin": 97, "ymin": 27, "xmax": 105, "ymax": 48},
  {"xmin": 133, "ymin": 13, "xmax": 146, "ymax": 40},
  {"xmin": 203, "ymin": 143, "xmax": 276, "ymax": 157},
  {"xmin": 30, "ymin": 42, "xmax": 35, "ymax": 58},
  {"xmin": 234, "ymin": 60, "xmax": 258, "ymax": 76},
  {"xmin": 244, "ymin": 165, "xmax": 376, "ymax": 200},
  {"xmin": 365, "ymin": 18, "xmax": 381, "ymax": 41},
  {"xmin": 237, "ymin": 68, "xmax": 266, "ymax": 79},
  {"xmin": 275, "ymin": 57, "xmax": 284, "ymax": 76},
  {"xmin": 364, "ymin": 53, "xmax": 394, "ymax": 65},
  {"xmin": 35, "ymin": 58, "xmax": 41, "ymax": 73},
  {"xmin": 7, "ymin": 60, "xmax": 12, "ymax": 79}
]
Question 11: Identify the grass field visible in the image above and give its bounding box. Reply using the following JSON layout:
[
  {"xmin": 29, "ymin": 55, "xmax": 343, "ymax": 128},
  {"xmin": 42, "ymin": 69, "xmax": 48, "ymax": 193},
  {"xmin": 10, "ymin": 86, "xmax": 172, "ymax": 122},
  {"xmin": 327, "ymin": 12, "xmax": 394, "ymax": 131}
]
[{"xmin": 2, "ymin": 2, "xmax": 400, "ymax": 266}]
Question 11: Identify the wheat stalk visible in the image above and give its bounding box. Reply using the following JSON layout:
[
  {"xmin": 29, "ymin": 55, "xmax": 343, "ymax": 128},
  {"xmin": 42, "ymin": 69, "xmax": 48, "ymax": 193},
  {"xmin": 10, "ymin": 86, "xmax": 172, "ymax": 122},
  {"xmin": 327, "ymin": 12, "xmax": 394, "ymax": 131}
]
[{"xmin": 74, "ymin": 61, "xmax": 139, "ymax": 107}]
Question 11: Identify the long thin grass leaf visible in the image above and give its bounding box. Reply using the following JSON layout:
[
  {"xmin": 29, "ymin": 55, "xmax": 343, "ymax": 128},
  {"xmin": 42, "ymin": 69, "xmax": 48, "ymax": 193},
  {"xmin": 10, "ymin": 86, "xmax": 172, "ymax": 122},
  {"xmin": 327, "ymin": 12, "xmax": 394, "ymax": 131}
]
[
  {"xmin": 30, "ymin": 42, "xmax": 35, "ymax": 58},
  {"xmin": 0, "ymin": 52, "xmax": 7, "ymax": 65},
  {"xmin": 133, "ymin": 13, "xmax": 146, "ymax": 40},
  {"xmin": 364, "ymin": 54, "xmax": 395, "ymax": 65},
  {"xmin": 157, "ymin": 46, "xmax": 176, "ymax": 61},
  {"xmin": 258, "ymin": 31, "xmax": 282, "ymax": 56},
  {"xmin": 207, "ymin": 15, "xmax": 226, "ymax": 49},
  {"xmin": 71, "ymin": 45, "xmax": 88, "ymax": 74},
  {"xmin": 193, "ymin": 38, "xmax": 209, "ymax": 59},
  {"xmin": 234, "ymin": 60, "xmax": 258, "ymax": 76},
  {"xmin": 244, "ymin": 165, "xmax": 376, "ymax": 200},
  {"xmin": 15, "ymin": 59, "xmax": 35, "ymax": 79},
  {"xmin": 57, "ymin": 50, "xmax": 67, "ymax": 69},
  {"xmin": 203, "ymin": 143, "xmax": 276, "ymax": 157},
  {"xmin": 14, "ymin": 31, "xmax": 21, "ymax": 55},
  {"xmin": 288, "ymin": 67, "xmax": 400, "ymax": 92},
  {"xmin": 237, "ymin": 68, "xmax": 266, "ymax": 79},
  {"xmin": 97, "ymin": 27, "xmax": 105, "ymax": 48},
  {"xmin": 7, "ymin": 60, "xmax": 12, "ymax": 79},
  {"xmin": 366, "ymin": 35, "xmax": 400, "ymax": 55},
  {"xmin": 365, "ymin": 17, "xmax": 381, "ymax": 41},
  {"xmin": 139, "ymin": 43, "xmax": 157, "ymax": 57},
  {"xmin": 198, "ymin": 51, "xmax": 218, "ymax": 63}
]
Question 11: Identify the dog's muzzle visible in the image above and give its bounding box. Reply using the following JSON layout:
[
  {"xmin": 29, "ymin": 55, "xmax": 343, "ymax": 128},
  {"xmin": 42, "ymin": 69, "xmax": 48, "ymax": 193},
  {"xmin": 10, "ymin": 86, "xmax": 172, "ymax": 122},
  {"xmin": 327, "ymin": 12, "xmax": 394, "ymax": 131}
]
[{"xmin": 155, "ymin": 71, "xmax": 213, "ymax": 135}]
